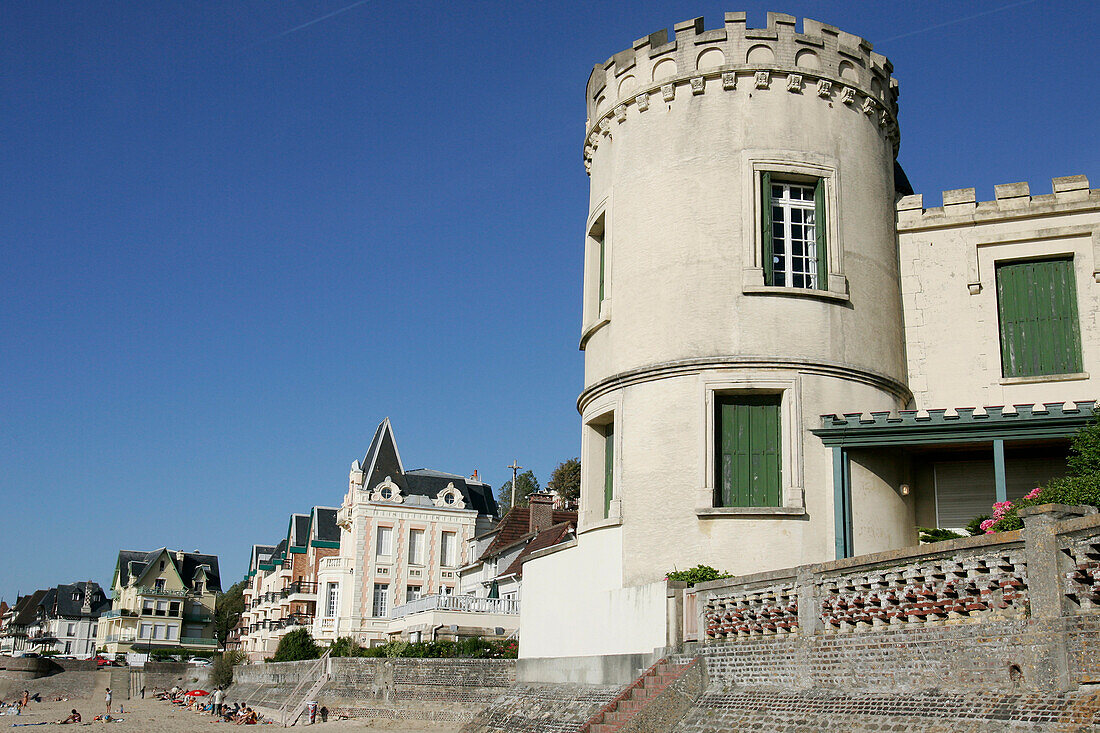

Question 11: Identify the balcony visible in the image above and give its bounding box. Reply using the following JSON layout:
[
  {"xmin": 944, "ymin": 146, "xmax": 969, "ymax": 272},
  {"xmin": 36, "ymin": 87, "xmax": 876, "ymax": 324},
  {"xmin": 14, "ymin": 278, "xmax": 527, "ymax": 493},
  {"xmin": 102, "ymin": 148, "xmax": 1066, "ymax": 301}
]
[
  {"xmin": 389, "ymin": 594, "xmax": 519, "ymax": 619},
  {"xmin": 320, "ymin": 557, "xmax": 351, "ymax": 572},
  {"xmin": 136, "ymin": 586, "xmax": 189, "ymax": 597},
  {"xmin": 281, "ymin": 581, "xmax": 318, "ymax": 599},
  {"xmin": 181, "ymin": 637, "xmax": 216, "ymax": 647},
  {"xmin": 104, "ymin": 633, "xmax": 137, "ymax": 644},
  {"xmin": 184, "ymin": 612, "xmax": 212, "ymax": 624}
]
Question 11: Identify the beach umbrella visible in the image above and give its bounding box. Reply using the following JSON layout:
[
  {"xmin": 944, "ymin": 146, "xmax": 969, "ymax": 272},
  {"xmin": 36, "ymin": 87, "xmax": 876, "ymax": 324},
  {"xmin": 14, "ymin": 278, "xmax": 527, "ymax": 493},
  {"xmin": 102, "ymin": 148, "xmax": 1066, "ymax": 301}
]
[{"xmin": 184, "ymin": 690, "xmax": 209, "ymax": 696}]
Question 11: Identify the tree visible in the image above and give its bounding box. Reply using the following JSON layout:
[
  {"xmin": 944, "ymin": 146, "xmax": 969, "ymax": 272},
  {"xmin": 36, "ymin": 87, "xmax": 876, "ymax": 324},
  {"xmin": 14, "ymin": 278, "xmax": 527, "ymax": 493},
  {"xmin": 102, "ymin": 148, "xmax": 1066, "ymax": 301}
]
[
  {"xmin": 497, "ymin": 470, "xmax": 540, "ymax": 515},
  {"xmin": 210, "ymin": 649, "xmax": 245, "ymax": 688},
  {"xmin": 273, "ymin": 628, "xmax": 320, "ymax": 662},
  {"xmin": 214, "ymin": 579, "xmax": 247, "ymax": 647},
  {"xmin": 547, "ymin": 458, "xmax": 580, "ymax": 507}
]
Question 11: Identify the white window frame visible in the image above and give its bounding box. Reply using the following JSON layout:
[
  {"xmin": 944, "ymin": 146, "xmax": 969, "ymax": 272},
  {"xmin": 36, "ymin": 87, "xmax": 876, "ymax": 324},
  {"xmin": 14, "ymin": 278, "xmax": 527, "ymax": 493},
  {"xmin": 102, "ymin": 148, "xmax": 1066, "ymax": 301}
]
[
  {"xmin": 371, "ymin": 583, "xmax": 388, "ymax": 618},
  {"xmin": 769, "ymin": 180, "xmax": 820, "ymax": 289},
  {"xmin": 325, "ymin": 583, "xmax": 339, "ymax": 618},
  {"xmin": 408, "ymin": 529, "xmax": 425, "ymax": 566},
  {"xmin": 375, "ymin": 526, "xmax": 393, "ymax": 557},
  {"xmin": 139, "ymin": 623, "xmax": 153, "ymax": 639},
  {"xmin": 741, "ymin": 153, "xmax": 847, "ymax": 301}
]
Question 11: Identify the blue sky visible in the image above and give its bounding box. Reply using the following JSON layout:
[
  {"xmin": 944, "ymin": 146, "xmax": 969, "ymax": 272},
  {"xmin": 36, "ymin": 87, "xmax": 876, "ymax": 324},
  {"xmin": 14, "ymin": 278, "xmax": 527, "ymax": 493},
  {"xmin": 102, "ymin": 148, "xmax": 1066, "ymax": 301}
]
[{"xmin": 1, "ymin": 1, "xmax": 1097, "ymax": 602}]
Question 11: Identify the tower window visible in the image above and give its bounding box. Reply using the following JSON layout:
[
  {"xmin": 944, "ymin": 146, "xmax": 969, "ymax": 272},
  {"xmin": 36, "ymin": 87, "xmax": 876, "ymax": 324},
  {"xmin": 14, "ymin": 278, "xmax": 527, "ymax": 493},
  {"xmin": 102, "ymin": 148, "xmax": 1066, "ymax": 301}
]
[
  {"xmin": 762, "ymin": 173, "xmax": 827, "ymax": 290},
  {"xmin": 715, "ymin": 394, "xmax": 782, "ymax": 508}
]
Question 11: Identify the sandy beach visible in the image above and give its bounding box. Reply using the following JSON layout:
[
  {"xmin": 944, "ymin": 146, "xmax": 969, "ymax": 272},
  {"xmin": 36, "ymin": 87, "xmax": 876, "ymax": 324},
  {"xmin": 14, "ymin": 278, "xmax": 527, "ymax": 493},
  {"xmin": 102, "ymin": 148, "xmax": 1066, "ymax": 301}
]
[{"xmin": 1, "ymin": 696, "xmax": 461, "ymax": 732}]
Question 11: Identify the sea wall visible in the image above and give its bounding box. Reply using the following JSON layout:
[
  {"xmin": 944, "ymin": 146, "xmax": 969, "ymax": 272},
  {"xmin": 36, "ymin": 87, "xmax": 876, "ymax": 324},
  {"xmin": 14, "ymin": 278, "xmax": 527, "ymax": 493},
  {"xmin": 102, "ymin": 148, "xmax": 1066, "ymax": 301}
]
[{"xmin": 229, "ymin": 656, "xmax": 515, "ymax": 725}]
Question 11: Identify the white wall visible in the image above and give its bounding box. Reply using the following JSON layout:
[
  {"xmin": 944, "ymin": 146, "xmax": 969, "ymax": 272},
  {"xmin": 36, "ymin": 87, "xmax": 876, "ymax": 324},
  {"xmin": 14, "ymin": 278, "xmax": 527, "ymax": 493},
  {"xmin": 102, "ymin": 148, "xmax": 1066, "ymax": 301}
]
[{"xmin": 520, "ymin": 526, "xmax": 668, "ymax": 659}]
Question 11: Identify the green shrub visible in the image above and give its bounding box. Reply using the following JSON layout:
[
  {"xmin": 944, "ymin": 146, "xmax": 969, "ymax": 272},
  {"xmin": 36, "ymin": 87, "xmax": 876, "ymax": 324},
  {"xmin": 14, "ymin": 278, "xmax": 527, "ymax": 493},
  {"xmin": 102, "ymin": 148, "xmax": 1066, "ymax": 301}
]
[
  {"xmin": 918, "ymin": 527, "xmax": 963, "ymax": 543},
  {"xmin": 665, "ymin": 565, "xmax": 731, "ymax": 587},
  {"xmin": 346, "ymin": 638, "xmax": 516, "ymax": 659},
  {"xmin": 328, "ymin": 637, "xmax": 366, "ymax": 658},
  {"xmin": 272, "ymin": 628, "xmax": 320, "ymax": 662}
]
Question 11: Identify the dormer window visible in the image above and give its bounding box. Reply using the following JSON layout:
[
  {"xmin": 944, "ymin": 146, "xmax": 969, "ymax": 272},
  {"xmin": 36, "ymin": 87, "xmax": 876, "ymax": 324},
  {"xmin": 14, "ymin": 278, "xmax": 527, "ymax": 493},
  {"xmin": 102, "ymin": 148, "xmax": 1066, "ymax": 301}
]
[
  {"xmin": 380, "ymin": 487, "xmax": 392, "ymax": 499},
  {"xmin": 194, "ymin": 581, "xmax": 204, "ymax": 594},
  {"xmin": 160, "ymin": 561, "xmax": 166, "ymax": 571},
  {"xmin": 154, "ymin": 578, "xmax": 166, "ymax": 591}
]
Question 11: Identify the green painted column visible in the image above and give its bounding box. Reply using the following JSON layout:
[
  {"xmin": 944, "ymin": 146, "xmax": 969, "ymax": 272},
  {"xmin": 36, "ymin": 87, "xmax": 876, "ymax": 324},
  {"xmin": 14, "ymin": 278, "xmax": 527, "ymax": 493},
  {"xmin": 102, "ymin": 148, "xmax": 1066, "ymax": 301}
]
[
  {"xmin": 993, "ymin": 438, "xmax": 1007, "ymax": 503},
  {"xmin": 833, "ymin": 447, "xmax": 852, "ymax": 559}
]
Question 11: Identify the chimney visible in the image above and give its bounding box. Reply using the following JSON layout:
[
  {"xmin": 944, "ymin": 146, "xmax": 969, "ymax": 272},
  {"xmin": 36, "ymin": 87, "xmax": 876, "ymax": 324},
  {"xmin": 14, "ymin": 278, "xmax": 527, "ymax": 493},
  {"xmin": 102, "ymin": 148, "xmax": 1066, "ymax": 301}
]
[{"xmin": 529, "ymin": 492, "xmax": 555, "ymax": 533}]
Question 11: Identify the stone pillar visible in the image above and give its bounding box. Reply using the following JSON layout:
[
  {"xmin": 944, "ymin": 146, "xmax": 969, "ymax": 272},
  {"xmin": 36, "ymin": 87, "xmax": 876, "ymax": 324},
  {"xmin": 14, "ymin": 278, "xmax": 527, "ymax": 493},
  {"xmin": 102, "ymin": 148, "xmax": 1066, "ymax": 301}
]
[
  {"xmin": 794, "ymin": 566, "xmax": 819, "ymax": 689},
  {"xmin": 1019, "ymin": 503, "xmax": 1097, "ymax": 691}
]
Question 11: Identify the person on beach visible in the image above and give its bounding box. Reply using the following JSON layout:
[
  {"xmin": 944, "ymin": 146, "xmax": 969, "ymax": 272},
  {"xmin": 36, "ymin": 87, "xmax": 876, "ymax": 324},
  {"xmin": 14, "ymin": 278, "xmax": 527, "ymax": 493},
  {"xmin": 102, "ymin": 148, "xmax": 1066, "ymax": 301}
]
[
  {"xmin": 104, "ymin": 687, "xmax": 112, "ymax": 714},
  {"xmin": 19, "ymin": 690, "xmax": 28, "ymax": 709},
  {"xmin": 140, "ymin": 685, "xmax": 145, "ymax": 699},
  {"xmin": 213, "ymin": 687, "xmax": 224, "ymax": 717},
  {"xmin": 58, "ymin": 709, "xmax": 81, "ymax": 724}
]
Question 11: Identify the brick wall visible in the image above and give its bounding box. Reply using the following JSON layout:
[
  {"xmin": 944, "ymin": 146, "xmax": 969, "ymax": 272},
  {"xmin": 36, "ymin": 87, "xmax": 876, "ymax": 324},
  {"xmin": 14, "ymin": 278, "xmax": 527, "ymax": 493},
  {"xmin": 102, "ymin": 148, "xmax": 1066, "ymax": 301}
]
[{"xmin": 463, "ymin": 683, "xmax": 625, "ymax": 733}]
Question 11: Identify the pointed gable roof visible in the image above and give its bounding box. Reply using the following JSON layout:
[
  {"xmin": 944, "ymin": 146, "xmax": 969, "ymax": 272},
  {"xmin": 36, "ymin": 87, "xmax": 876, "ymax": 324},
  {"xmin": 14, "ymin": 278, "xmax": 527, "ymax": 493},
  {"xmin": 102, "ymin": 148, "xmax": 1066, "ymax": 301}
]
[
  {"xmin": 113, "ymin": 548, "xmax": 222, "ymax": 593},
  {"xmin": 310, "ymin": 507, "xmax": 340, "ymax": 544},
  {"xmin": 286, "ymin": 514, "xmax": 310, "ymax": 553},
  {"xmin": 361, "ymin": 418, "xmax": 408, "ymax": 495},
  {"xmin": 356, "ymin": 418, "xmax": 498, "ymax": 518}
]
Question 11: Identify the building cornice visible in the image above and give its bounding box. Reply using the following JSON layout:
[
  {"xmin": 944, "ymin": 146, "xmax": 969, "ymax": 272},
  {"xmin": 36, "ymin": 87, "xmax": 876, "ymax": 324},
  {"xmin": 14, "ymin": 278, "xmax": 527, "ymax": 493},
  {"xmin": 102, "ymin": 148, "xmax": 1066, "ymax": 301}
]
[{"xmin": 577, "ymin": 356, "xmax": 911, "ymax": 414}]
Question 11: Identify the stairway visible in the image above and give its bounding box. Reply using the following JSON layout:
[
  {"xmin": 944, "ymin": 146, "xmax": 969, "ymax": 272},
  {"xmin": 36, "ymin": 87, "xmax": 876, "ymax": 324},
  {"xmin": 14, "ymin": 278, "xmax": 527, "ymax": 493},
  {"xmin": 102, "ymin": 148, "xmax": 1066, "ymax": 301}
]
[
  {"xmin": 277, "ymin": 651, "xmax": 332, "ymax": 727},
  {"xmin": 579, "ymin": 658, "xmax": 698, "ymax": 733}
]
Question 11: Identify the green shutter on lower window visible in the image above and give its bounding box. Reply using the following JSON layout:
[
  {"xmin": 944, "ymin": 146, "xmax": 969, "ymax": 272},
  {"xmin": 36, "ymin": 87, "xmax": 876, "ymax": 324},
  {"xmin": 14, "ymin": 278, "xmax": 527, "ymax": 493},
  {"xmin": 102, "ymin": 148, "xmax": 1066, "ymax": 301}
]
[
  {"xmin": 603, "ymin": 423, "xmax": 614, "ymax": 518},
  {"xmin": 996, "ymin": 258, "xmax": 1082, "ymax": 378},
  {"xmin": 761, "ymin": 172, "xmax": 773, "ymax": 286},
  {"xmin": 814, "ymin": 178, "xmax": 827, "ymax": 290},
  {"xmin": 716, "ymin": 395, "xmax": 781, "ymax": 508}
]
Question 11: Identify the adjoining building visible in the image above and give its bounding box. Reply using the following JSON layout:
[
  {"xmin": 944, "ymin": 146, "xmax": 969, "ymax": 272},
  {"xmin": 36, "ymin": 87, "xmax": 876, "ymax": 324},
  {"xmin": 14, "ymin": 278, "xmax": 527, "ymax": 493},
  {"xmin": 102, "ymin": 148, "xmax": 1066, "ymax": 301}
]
[
  {"xmin": 31, "ymin": 582, "xmax": 110, "ymax": 658},
  {"xmin": 315, "ymin": 418, "xmax": 512, "ymax": 645},
  {"xmin": 237, "ymin": 507, "xmax": 341, "ymax": 662},
  {"xmin": 97, "ymin": 548, "xmax": 221, "ymax": 656},
  {"xmin": 0, "ymin": 589, "xmax": 50, "ymax": 656},
  {"xmin": 459, "ymin": 492, "xmax": 576, "ymax": 603},
  {"xmin": 519, "ymin": 12, "xmax": 1100, "ymax": 678}
]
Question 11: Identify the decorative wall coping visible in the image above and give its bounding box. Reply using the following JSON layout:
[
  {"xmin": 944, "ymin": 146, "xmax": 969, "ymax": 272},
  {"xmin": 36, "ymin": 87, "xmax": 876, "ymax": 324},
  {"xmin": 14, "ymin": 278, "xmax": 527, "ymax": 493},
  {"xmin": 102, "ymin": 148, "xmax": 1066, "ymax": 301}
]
[
  {"xmin": 814, "ymin": 401, "xmax": 1097, "ymax": 446},
  {"xmin": 690, "ymin": 506, "xmax": 1100, "ymax": 652},
  {"xmin": 896, "ymin": 175, "xmax": 1099, "ymax": 231},
  {"xmin": 582, "ymin": 12, "xmax": 900, "ymax": 173}
]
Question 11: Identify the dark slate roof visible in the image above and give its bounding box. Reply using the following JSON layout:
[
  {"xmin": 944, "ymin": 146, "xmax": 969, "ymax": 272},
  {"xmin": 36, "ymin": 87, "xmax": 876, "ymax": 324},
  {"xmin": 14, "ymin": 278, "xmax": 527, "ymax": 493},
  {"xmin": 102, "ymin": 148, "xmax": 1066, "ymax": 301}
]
[
  {"xmin": 503, "ymin": 522, "xmax": 575, "ymax": 578},
  {"xmin": 479, "ymin": 507, "xmax": 578, "ymax": 560},
  {"xmin": 12, "ymin": 590, "xmax": 48, "ymax": 626},
  {"xmin": 115, "ymin": 548, "xmax": 222, "ymax": 593},
  {"xmin": 271, "ymin": 539, "xmax": 287, "ymax": 562},
  {"xmin": 313, "ymin": 507, "xmax": 340, "ymax": 543},
  {"xmin": 251, "ymin": 545, "xmax": 276, "ymax": 571},
  {"xmin": 288, "ymin": 514, "xmax": 310, "ymax": 550},
  {"xmin": 357, "ymin": 418, "xmax": 497, "ymax": 518},
  {"xmin": 44, "ymin": 583, "xmax": 110, "ymax": 619}
]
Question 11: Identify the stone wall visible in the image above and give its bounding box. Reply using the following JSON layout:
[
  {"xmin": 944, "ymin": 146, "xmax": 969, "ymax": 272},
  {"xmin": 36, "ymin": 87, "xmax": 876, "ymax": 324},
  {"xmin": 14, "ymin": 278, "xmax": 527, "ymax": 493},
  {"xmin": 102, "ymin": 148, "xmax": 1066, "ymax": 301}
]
[
  {"xmin": 462, "ymin": 683, "xmax": 624, "ymax": 733},
  {"xmin": 688, "ymin": 504, "xmax": 1100, "ymax": 694},
  {"xmin": 229, "ymin": 656, "xmax": 515, "ymax": 725},
  {"xmin": 663, "ymin": 505, "xmax": 1100, "ymax": 731}
]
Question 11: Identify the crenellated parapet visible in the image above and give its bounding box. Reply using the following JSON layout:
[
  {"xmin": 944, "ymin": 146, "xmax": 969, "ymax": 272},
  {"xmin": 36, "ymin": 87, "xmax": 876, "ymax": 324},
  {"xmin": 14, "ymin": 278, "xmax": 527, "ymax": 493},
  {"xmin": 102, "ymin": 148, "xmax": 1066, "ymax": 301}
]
[
  {"xmin": 583, "ymin": 12, "xmax": 899, "ymax": 173},
  {"xmin": 896, "ymin": 174, "xmax": 1099, "ymax": 230}
]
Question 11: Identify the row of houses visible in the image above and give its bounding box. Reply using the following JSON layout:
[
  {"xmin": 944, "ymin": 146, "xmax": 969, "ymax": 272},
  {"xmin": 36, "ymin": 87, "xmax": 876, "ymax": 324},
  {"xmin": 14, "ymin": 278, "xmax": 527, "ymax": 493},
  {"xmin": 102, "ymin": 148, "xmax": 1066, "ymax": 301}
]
[
  {"xmin": 229, "ymin": 418, "xmax": 575, "ymax": 660},
  {"xmin": 1, "ymin": 549, "xmax": 223, "ymax": 659}
]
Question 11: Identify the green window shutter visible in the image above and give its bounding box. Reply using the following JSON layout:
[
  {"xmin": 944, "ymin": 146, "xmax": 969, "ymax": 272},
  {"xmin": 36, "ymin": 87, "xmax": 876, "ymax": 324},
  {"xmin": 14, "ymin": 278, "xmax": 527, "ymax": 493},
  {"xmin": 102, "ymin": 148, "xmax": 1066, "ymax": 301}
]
[
  {"xmin": 603, "ymin": 423, "xmax": 615, "ymax": 518},
  {"xmin": 761, "ymin": 172, "xmax": 773, "ymax": 286},
  {"xmin": 996, "ymin": 258, "xmax": 1081, "ymax": 378},
  {"xmin": 814, "ymin": 178, "xmax": 827, "ymax": 290},
  {"xmin": 598, "ymin": 233, "xmax": 606, "ymax": 303},
  {"xmin": 715, "ymin": 395, "xmax": 781, "ymax": 507}
]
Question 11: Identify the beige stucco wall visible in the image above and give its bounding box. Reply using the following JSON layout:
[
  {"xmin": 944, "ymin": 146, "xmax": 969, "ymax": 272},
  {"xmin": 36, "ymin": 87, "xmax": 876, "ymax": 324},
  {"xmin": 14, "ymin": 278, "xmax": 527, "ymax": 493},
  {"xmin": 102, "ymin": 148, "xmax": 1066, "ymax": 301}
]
[
  {"xmin": 576, "ymin": 14, "xmax": 909, "ymax": 589},
  {"xmin": 897, "ymin": 178, "xmax": 1100, "ymax": 410}
]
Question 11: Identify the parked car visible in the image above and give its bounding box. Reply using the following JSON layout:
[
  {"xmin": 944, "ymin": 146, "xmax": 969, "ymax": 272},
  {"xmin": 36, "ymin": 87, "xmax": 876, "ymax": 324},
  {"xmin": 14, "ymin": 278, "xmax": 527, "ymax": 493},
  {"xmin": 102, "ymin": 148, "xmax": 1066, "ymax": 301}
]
[
  {"xmin": 94, "ymin": 655, "xmax": 113, "ymax": 668},
  {"xmin": 15, "ymin": 652, "xmax": 40, "ymax": 658},
  {"xmin": 187, "ymin": 657, "xmax": 212, "ymax": 667}
]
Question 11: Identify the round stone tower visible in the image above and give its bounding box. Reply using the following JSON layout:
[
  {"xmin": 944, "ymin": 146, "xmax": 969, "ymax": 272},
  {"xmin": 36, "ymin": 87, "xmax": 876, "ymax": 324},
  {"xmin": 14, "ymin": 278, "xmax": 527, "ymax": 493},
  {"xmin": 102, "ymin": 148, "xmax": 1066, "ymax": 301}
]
[{"xmin": 576, "ymin": 12, "xmax": 911, "ymax": 586}]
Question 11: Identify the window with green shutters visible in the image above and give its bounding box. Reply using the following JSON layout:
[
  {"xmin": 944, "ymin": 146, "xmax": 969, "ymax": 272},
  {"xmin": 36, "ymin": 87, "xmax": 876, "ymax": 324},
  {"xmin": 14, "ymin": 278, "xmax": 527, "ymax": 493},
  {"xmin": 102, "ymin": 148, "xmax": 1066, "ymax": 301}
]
[
  {"xmin": 995, "ymin": 257, "xmax": 1082, "ymax": 378},
  {"xmin": 715, "ymin": 395, "xmax": 782, "ymax": 507},
  {"xmin": 603, "ymin": 422, "xmax": 614, "ymax": 518},
  {"xmin": 762, "ymin": 173, "xmax": 827, "ymax": 290}
]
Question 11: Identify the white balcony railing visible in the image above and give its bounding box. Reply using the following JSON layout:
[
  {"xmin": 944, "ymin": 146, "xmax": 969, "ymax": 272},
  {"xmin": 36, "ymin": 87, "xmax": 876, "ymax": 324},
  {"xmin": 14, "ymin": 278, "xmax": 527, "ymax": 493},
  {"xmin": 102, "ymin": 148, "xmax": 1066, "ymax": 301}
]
[
  {"xmin": 388, "ymin": 594, "xmax": 519, "ymax": 619},
  {"xmin": 320, "ymin": 557, "xmax": 351, "ymax": 571}
]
